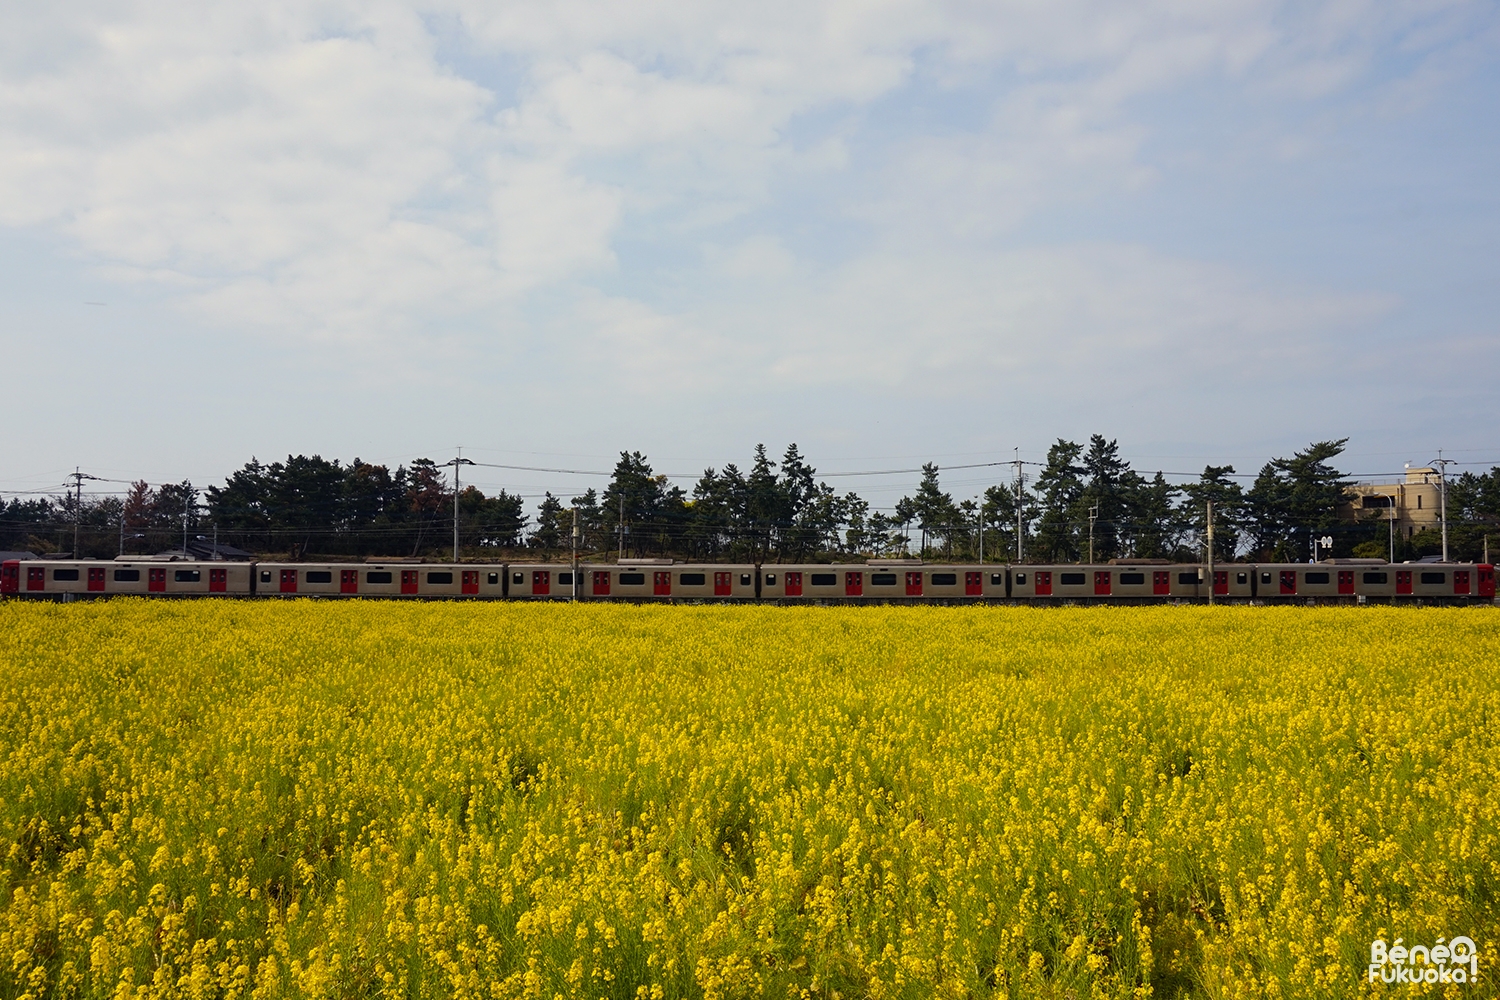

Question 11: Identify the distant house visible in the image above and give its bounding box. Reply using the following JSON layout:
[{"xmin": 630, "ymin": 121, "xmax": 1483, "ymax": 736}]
[
  {"xmin": 1342, "ymin": 466, "xmax": 1445, "ymax": 539},
  {"xmin": 154, "ymin": 540, "xmax": 256, "ymax": 562},
  {"xmin": 0, "ymin": 551, "xmax": 37, "ymax": 562}
]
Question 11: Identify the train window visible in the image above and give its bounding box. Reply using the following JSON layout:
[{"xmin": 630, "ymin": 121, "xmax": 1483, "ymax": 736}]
[
  {"xmin": 870, "ymin": 573, "xmax": 898, "ymax": 585},
  {"xmin": 427, "ymin": 572, "xmax": 453, "ymax": 585},
  {"xmin": 174, "ymin": 569, "xmax": 201, "ymax": 583},
  {"xmin": 1118, "ymin": 572, "xmax": 1145, "ymax": 585},
  {"xmin": 513, "ymin": 572, "xmax": 524, "ymax": 584},
  {"xmin": 1305, "ymin": 572, "xmax": 1330, "ymax": 584},
  {"xmin": 1237, "ymin": 572, "xmax": 1248, "ymax": 584},
  {"xmin": 764, "ymin": 573, "xmax": 776, "ymax": 585},
  {"xmin": 1420, "ymin": 572, "xmax": 1446, "ymax": 585},
  {"xmin": 810, "ymin": 573, "xmax": 837, "ymax": 586},
  {"xmin": 1014, "ymin": 573, "xmax": 1026, "ymax": 584},
  {"xmin": 679, "ymin": 572, "xmax": 706, "ymax": 586},
  {"xmin": 1178, "ymin": 572, "xmax": 1198, "ymax": 585},
  {"xmin": 367, "ymin": 571, "xmax": 393, "ymax": 584},
  {"xmin": 990, "ymin": 573, "xmax": 1004, "ymax": 585},
  {"xmin": 304, "ymin": 571, "xmax": 331, "ymax": 584},
  {"xmin": 558, "ymin": 572, "xmax": 573, "ymax": 585},
  {"xmin": 53, "ymin": 569, "xmax": 80, "ymax": 581},
  {"xmin": 116, "ymin": 569, "xmax": 142, "ymax": 582},
  {"xmin": 1362, "ymin": 572, "xmax": 1388, "ymax": 585},
  {"xmin": 930, "ymin": 573, "xmax": 957, "ymax": 585},
  {"xmin": 1260, "ymin": 572, "xmax": 1272, "ymax": 584},
  {"xmin": 259, "ymin": 571, "xmax": 271, "ymax": 583},
  {"xmin": 487, "ymin": 572, "xmax": 499, "ymax": 585},
  {"xmin": 740, "ymin": 574, "xmax": 752, "ymax": 585},
  {"xmin": 619, "ymin": 572, "xmax": 646, "ymax": 585},
  {"xmin": 1060, "ymin": 572, "xmax": 1086, "ymax": 586}
]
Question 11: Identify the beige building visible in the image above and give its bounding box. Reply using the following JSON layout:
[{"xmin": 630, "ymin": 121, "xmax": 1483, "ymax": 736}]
[{"xmin": 1343, "ymin": 465, "xmax": 1445, "ymax": 539}]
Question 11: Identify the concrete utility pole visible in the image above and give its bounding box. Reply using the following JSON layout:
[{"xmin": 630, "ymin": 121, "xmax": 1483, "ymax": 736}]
[
  {"xmin": 68, "ymin": 468, "xmax": 102, "ymax": 558},
  {"xmin": 1088, "ymin": 504, "xmax": 1099, "ymax": 564},
  {"xmin": 571, "ymin": 507, "xmax": 580, "ymax": 602},
  {"xmin": 618, "ymin": 492, "xmax": 625, "ymax": 560},
  {"xmin": 1207, "ymin": 500, "xmax": 1214, "ymax": 606},
  {"xmin": 1431, "ymin": 451, "xmax": 1454, "ymax": 562},
  {"xmin": 445, "ymin": 451, "xmax": 475, "ymax": 562},
  {"xmin": 1013, "ymin": 449, "xmax": 1025, "ymax": 562}
]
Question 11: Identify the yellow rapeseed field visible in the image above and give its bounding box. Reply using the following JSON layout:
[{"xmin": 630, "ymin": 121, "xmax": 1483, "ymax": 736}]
[{"xmin": 1, "ymin": 600, "xmax": 1497, "ymax": 1000}]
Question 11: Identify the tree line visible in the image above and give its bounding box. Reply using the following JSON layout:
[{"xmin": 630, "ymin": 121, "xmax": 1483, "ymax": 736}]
[{"xmin": 4, "ymin": 439, "xmax": 1498, "ymax": 562}]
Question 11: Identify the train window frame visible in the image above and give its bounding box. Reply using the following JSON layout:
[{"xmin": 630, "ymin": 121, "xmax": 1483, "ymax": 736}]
[
  {"xmin": 427, "ymin": 571, "xmax": 454, "ymax": 585},
  {"xmin": 1178, "ymin": 572, "xmax": 1199, "ymax": 585},
  {"xmin": 810, "ymin": 573, "xmax": 837, "ymax": 586},
  {"xmin": 512, "ymin": 572, "xmax": 524, "ymax": 584},
  {"xmin": 739, "ymin": 573, "xmax": 751, "ymax": 586},
  {"xmin": 870, "ymin": 573, "xmax": 898, "ymax": 586},
  {"xmin": 1420, "ymin": 571, "xmax": 1445, "ymax": 585},
  {"xmin": 1014, "ymin": 573, "xmax": 1026, "ymax": 585},
  {"xmin": 53, "ymin": 568, "xmax": 80, "ymax": 581},
  {"xmin": 1059, "ymin": 572, "xmax": 1086, "ymax": 586},
  {"xmin": 1305, "ymin": 571, "xmax": 1331, "ymax": 585},
  {"xmin": 618, "ymin": 572, "xmax": 646, "ymax": 585},
  {"xmin": 304, "ymin": 570, "xmax": 332, "ymax": 584},
  {"xmin": 259, "ymin": 571, "xmax": 272, "ymax": 583},
  {"xmin": 558, "ymin": 572, "xmax": 574, "ymax": 585},
  {"xmin": 679, "ymin": 572, "xmax": 706, "ymax": 586},
  {"xmin": 765, "ymin": 573, "xmax": 776, "ymax": 585},
  {"xmin": 930, "ymin": 572, "xmax": 958, "ymax": 586},
  {"xmin": 1362, "ymin": 572, "xmax": 1388, "ymax": 585},
  {"xmin": 367, "ymin": 571, "xmax": 393, "ymax": 584},
  {"xmin": 487, "ymin": 572, "xmax": 499, "ymax": 585},
  {"xmin": 1261, "ymin": 572, "xmax": 1272, "ymax": 584},
  {"xmin": 1236, "ymin": 572, "xmax": 1248, "ymax": 584},
  {"xmin": 990, "ymin": 573, "xmax": 1004, "ymax": 585},
  {"xmin": 174, "ymin": 569, "xmax": 202, "ymax": 583},
  {"xmin": 116, "ymin": 569, "xmax": 142, "ymax": 582},
  {"xmin": 1118, "ymin": 572, "xmax": 1145, "ymax": 585}
]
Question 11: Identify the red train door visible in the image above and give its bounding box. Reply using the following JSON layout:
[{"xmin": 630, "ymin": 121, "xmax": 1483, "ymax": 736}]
[
  {"xmin": 1454, "ymin": 570, "xmax": 1470, "ymax": 596},
  {"xmin": 845, "ymin": 571, "xmax": 863, "ymax": 597},
  {"xmin": 27, "ymin": 566, "xmax": 45, "ymax": 591},
  {"xmin": 1, "ymin": 561, "xmax": 18, "ymax": 594},
  {"xmin": 401, "ymin": 570, "xmax": 419, "ymax": 595},
  {"xmin": 462, "ymin": 570, "xmax": 479, "ymax": 595},
  {"xmin": 714, "ymin": 572, "xmax": 731, "ymax": 596},
  {"xmin": 150, "ymin": 567, "xmax": 168, "ymax": 593},
  {"xmin": 1396, "ymin": 570, "xmax": 1412, "ymax": 595},
  {"xmin": 340, "ymin": 569, "xmax": 358, "ymax": 594},
  {"xmin": 1213, "ymin": 570, "xmax": 1228, "ymax": 596},
  {"xmin": 1480, "ymin": 566, "xmax": 1496, "ymax": 598},
  {"xmin": 89, "ymin": 567, "xmax": 107, "ymax": 592},
  {"xmin": 1035, "ymin": 571, "xmax": 1052, "ymax": 596},
  {"xmin": 592, "ymin": 571, "xmax": 610, "ymax": 596},
  {"xmin": 1152, "ymin": 570, "xmax": 1170, "ymax": 595},
  {"xmin": 279, "ymin": 568, "xmax": 297, "ymax": 594},
  {"xmin": 785, "ymin": 572, "xmax": 802, "ymax": 596},
  {"xmin": 905, "ymin": 571, "xmax": 923, "ymax": 596},
  {"xmin": 209, "ymin": 568, "xmax": 227, "ymax": 593},
  {"xmin": 1337, "ymin": 570, "xmax": 1354, "ymax": 595},
  {"xmin": 965, "ymin": 571, "xmax": 982, "ymax": 596},
  {"xmin": 1094, "ymin": 571, "xmax": 1111, "ymax": 596},
  {"xmin": 533, "ymin": 570, "xmax": 551, "ymax": 596},
  {"xmin": 653, "ymin": 571, "xmax": 670, "ymax": 596}
]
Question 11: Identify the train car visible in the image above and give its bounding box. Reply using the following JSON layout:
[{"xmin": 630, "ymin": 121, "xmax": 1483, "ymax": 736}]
[
  {"xmin": 577, "ymin": 562, "xmax": 757, "ymax": 600},
  {"xmin": 254, "ymin": 562, "xmax": 502, "ymax": 598},
  {"xmin": 760, "ymin": 565, "xmax": 859, "ymax": 601},
  {"xmin": 508, "ymin": 563, "xmax": 581, "ymax": 599},
  {"xmin": 2, "ymin": 559, "xmax": 252, "ymax": 597}
]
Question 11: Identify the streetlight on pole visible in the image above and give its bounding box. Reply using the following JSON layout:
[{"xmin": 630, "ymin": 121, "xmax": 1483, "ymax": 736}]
[
  {"xmin": 444, "ymin": 452, "xmax": 475, "ymax": 562},
  {"xmin": 1430, "ymin": 452, "xmax": 1454, "ymax": 562}
]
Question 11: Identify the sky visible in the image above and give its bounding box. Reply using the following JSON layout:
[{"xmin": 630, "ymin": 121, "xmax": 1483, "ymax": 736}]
[{"xmin": 2, "ymin": 0, "xmax": 1497, "ymax": 515}]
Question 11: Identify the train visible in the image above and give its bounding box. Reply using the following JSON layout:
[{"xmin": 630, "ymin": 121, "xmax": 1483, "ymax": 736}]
[{"xmin": 3, "ymin": 556, "xmax": 1494, "ymax": 603}]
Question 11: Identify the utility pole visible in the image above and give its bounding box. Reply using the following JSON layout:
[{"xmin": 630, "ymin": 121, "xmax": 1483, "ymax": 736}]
[
  {"xmin": 444, "ymin": 451, "xmax": 475, "ymax": 563},
  {"xmin": 977, "ymin": 498, "xmax": 983, "ymax": 566},
  {"xmin": 1088, "ymin": 504, "xmax": 1099, "ymax": 564},
  {"xmin": 67, "ymin": 468, "xmax": 103, "ymax": 558},
  {"xmin": 618, "ymin": 492, "xmax": 625, "ymax": 560},
  {"xmin": 1432, "ymin": 451, "xmax": 1453, "ymax": 562},
  {"xmin": 571, "ymin": 507, "xmax": 580, "ymax": 602},
  {"xmin": 1387, "ymin": 495, "xmax": 1395, "ymax": 564},
  {"xmin": 1013, "ymin": 449, "xmax": 1025, "ymax": 562},
  {"xmin": 1207, "ymin": 500, "xmax": 1214, "ymax": 606}
]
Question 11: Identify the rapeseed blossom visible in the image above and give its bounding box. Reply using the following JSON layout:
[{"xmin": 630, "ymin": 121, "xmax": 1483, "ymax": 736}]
[{"xmin": 0, "ymin": 600, "xmax": 1496, "ymax": 998}]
